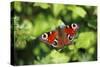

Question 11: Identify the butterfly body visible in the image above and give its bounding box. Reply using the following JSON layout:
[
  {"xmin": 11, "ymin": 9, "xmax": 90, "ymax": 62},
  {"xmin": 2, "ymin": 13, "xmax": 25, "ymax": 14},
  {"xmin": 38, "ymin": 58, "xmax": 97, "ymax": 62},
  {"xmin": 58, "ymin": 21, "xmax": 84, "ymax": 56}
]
[{"xmin": 39, "ymin": 23, "xmax": 79, "ymax": 48}]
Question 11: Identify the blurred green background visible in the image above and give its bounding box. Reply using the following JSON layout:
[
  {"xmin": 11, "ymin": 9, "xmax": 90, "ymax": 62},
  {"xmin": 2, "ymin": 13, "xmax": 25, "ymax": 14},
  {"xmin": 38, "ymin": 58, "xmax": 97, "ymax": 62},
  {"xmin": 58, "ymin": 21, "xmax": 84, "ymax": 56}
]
[{"xmin": 11, "ymin": 1, "xmax": 97, "ymax": 65}]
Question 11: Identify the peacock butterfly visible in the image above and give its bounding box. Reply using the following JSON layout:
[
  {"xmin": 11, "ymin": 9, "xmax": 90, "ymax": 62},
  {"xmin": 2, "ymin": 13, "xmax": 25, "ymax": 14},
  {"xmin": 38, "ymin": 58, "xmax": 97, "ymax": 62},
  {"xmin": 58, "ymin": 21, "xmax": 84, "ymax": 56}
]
[{"xmin": 39, "ymin": 23, "xmax": 79, "ymax": 48}]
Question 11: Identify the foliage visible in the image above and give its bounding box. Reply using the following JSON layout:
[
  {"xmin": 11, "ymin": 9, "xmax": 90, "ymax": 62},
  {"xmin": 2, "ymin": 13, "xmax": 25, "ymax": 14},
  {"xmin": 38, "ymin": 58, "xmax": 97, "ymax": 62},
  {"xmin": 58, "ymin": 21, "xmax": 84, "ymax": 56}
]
[{"xmin": 11, "ymin": 1, "xmax": 97, "ymax": 65}]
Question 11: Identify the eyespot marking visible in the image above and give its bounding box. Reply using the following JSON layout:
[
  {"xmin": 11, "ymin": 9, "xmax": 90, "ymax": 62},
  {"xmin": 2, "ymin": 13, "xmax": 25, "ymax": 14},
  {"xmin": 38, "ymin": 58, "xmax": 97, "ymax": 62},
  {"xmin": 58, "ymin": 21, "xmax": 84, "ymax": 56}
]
[
  {"xmin": 71, "ymin": 23, "xmax": 78, "ymax": 30},
  {"xmin": 42, "ymin": 33, "xmax": 48, "ymax": 40},
  {"xmin": 51, "ymin": 39, "xmax": 58, "ymax": 47},
  {"xmin": 67, "ymin": 34, "xmax": 74, "ymax": 41}
]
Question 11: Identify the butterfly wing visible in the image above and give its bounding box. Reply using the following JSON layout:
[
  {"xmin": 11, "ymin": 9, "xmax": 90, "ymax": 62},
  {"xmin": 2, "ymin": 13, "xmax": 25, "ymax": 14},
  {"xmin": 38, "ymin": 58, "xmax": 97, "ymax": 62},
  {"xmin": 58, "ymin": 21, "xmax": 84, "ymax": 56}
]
[
  {"xmin": 39, "ymin": 29, "xmax": 66, "ymax": 48},
  {"xmin": 48, "ymin": 27, "xmax": 72, "ymax": 48},
  {"xmin": 55, "ymin": 27, "xmax": 72, "ymax": 47},
  {"xmin": 39, "ymin": 30, "xmax": 58, "ymax": 46},
  {"xmin": 39, "ymin": 23, "xmax": 79, "ymax": 48},
  {"xmin": 64, "ymin": 23, "xmax": 79, "ymax": 43}
]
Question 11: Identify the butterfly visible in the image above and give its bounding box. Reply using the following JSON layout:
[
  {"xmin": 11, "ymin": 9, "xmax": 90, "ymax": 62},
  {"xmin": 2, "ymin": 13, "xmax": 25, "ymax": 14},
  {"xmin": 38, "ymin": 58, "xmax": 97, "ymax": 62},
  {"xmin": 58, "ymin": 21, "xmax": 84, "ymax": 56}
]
[{"xmin": 39, "ymin": 23, "xmax": 79, "ymax": 48}]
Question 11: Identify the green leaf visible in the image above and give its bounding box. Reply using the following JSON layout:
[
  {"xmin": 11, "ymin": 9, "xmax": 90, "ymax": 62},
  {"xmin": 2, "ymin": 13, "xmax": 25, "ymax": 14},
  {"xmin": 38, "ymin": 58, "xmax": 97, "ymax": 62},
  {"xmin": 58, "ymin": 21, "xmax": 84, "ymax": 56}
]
[
  {"xmin": 39, "ymin": 43, "xmax": 50, "ymax": 53},
  {"xmin": 67, "ymin": 6, "xmax": 86, "ymax": 19},
  {"xmin": 14, "ymin": 2, "xmax": 22, "ymax": 12},
  {"xmin": 34, "ymin": 50, "xmax": 70, "ymax": 64},
  {"xmin": 15, "ymin": 39, "xmax": 26, "ymax": 49},
  {"xmin": 87, "ymin": 19, "xmax": 97, "ymax": 30},
  {"xmin": 52, "ymin": 4, "xmax": 65, "ymax": 17},
  {"xmin": 73, "ymin": 6, "xmax": 86, "ymax": 18},
  {"xmin": 33, "ymin": 13, "xmax": 60, "ymax": 37},
  {"xmin": 20, "ymin": 19, "xmax": 33, "ymax": 31},
  {"xmin": 88, "ymin": 47, "xmax": 95, "ymax": 54},
  {"xmin": 76, "ymin": 32, "xmax": 96, "ymax": 49},
  {"xmin": 50, "ymin": 50, "xmax": 70, "ymax": 63},
  {"xmin": 34, "ymin": 3, "xmax": 50, "ymax": 9},
  {"xmin": 33, "ymin": 47, "xmax": 41, "ymax": 56},
  {"xmin": 33, "ymin": 14, "xmax": 50, "ymax": 37}
]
